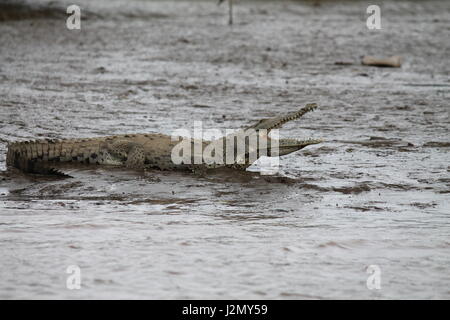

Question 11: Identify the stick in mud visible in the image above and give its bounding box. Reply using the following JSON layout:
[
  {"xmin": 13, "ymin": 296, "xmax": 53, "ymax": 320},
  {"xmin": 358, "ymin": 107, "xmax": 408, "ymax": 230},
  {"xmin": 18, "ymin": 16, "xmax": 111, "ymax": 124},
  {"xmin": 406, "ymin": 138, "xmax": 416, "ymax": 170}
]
[{"xmin": 218, "ymin": 0, "xmax": 233, "ymax": 25}]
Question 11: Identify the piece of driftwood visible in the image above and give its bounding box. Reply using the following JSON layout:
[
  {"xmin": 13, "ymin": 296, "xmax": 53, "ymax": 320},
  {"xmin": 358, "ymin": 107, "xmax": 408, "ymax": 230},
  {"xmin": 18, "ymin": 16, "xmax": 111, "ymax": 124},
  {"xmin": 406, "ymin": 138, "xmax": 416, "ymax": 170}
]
[{"xmin": 362, "ymin": 56, "xmax": 402, "ymax": 68}]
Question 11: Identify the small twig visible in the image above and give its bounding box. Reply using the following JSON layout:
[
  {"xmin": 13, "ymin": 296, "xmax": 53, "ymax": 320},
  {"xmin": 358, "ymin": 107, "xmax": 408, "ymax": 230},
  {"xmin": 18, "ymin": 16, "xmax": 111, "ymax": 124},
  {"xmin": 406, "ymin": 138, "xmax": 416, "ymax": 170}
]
[
  {"xmin": 218, "ymin": 0, "xmax": 233, "ymax": 25},
  {"xmin": 228, "ymin": 0, "xmax": 233, "ymax": 25}
]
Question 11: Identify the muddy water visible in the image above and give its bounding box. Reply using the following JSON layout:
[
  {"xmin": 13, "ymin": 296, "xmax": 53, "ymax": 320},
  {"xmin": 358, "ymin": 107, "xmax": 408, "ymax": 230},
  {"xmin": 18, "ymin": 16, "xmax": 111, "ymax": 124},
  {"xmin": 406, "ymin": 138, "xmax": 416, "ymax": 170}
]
[{"xmin": 0, "ymin": 0, "xmax": 449, "ymax": 299}]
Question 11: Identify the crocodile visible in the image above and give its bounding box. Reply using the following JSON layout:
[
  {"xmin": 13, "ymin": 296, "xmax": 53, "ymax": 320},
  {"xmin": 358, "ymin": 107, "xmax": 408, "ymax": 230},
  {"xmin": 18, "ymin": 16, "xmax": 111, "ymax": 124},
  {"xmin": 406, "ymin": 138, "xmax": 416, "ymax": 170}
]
[{"xmin": 6, "ymin": 103, "xmax": 322, "ymax": 176}]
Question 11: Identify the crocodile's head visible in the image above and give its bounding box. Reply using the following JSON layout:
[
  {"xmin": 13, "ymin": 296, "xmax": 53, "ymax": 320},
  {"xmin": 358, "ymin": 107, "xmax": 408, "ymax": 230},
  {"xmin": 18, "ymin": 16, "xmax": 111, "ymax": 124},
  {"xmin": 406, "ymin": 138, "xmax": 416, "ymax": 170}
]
[{"xmin": 205, "ymin": 103, "xmax": 322, "ymax": 169}]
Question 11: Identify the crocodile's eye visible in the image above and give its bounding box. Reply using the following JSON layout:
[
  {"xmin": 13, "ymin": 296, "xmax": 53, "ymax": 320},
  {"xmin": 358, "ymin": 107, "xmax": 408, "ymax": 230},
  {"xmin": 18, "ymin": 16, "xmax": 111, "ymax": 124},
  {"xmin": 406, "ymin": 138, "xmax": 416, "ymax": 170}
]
[{"xmin": 255, "ymin": 119, "xmax": 266, "ymax": 127}]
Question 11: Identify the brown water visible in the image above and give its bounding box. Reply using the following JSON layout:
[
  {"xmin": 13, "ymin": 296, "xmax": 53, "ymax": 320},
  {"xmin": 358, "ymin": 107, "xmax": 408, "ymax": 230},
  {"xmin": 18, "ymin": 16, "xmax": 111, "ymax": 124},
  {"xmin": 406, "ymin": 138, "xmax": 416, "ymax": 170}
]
[{"xmin": 0, "ymin": 0, "xmax": 449, "ymax": 299}]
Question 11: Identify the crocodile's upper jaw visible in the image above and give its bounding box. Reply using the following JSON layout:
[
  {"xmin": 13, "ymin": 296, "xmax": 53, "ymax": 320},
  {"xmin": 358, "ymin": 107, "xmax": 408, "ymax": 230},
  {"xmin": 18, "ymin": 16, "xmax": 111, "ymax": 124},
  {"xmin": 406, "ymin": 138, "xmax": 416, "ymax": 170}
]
[{"xmin": 246, "ymin": 103, "xmax": 318, "ymax": 133}]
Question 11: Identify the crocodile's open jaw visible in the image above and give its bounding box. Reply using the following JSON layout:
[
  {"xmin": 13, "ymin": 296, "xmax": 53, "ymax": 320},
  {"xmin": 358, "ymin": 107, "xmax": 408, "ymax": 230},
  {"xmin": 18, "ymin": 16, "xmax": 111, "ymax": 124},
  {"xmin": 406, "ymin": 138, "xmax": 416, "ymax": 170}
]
[{"xmin": 247, "ymin": 103, "xmax": 322, "ymax": 157}]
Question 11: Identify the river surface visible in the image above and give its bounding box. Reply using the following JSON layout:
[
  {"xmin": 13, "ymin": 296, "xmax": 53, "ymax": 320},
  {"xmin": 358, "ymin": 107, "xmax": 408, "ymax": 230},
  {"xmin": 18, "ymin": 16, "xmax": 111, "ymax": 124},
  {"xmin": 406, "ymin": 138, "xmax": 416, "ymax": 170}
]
[{"xmin": 0, "ymin": 0, "xmax": 449, "ymax": 299}]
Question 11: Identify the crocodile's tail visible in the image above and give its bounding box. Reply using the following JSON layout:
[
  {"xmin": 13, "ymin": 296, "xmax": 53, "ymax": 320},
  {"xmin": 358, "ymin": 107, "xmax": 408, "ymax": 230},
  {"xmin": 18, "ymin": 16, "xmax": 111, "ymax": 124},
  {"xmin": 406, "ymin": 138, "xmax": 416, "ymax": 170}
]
[{"xmin": 6, "ymin": 138, "xmax": 103, "ymax": 176}]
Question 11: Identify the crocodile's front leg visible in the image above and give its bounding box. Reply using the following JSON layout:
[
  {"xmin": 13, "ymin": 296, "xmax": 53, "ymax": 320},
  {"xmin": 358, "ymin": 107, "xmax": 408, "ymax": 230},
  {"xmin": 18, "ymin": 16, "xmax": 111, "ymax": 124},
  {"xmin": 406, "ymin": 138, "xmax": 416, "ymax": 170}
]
[{"xmin": 104, "ymin": 140, "xmax": 146, "ymax": 169}]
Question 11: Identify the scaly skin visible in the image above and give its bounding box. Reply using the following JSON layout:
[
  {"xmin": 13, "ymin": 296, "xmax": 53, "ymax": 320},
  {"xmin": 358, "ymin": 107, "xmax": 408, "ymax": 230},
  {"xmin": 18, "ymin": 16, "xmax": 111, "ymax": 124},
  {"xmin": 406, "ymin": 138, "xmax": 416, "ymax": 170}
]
[{"xmin": 6, "ymin": 103, "xmax": 322, "ymax": 176}]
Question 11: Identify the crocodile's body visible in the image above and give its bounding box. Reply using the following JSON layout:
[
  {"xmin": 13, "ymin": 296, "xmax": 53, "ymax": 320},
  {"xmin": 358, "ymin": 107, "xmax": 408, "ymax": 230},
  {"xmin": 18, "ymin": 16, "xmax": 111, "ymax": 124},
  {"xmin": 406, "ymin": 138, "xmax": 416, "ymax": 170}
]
[
  {"xmin": 6, "ymin": 103, "xmax": 322, "ymax": 176},
  {"xmin": 7, "ymin": 133, "xmax": 184, "ymax": 174}
]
